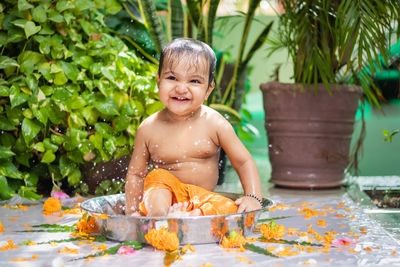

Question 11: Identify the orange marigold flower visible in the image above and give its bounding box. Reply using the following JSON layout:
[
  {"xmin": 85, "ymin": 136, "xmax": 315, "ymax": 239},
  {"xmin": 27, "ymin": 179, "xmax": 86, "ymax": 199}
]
[
  {"xmin": 220, "ymin": 230, "xmax": 246, "ymax": 249},
  {"xmin": 181, "ymin": 244, "xmax": 195, "ymax": 255},
  {"xmin": 259, "ymin": 220, "xmax": 286, "ymax": 239},
  {"xmin": 364, "ymin": 247, "xmax": 373, "ymax": 252},
  {"xmin": 392, "ymin": 250, "xmax": 396, "ymax": 255},
  {"xmin": 145, "ymin": 227, "xmax": 179, "ymax": 252},
  {"xmin": 0, "ymin": 220, "xmax": 4, "ymax": 232},
  {"xmin": 75, "ymin": 213, "xmax": 99, "ymax": 235},
  {"xmin": 58, "ymin": 246, "xmax": 79, "ymax": 254},
  {"xmin": 0, "ymin": 240, "xmax": 18, "ymax": 251},
  {"xmin": 43, "ymin": 197, "xmax": 62, "ymax": 214},
  {"xmin": 277, "ymin": 246, "xmax": 299, "ymax": 257},
  {"xmin": 244, "ymin": 214, "xmax": 255, "ymax": 228}
]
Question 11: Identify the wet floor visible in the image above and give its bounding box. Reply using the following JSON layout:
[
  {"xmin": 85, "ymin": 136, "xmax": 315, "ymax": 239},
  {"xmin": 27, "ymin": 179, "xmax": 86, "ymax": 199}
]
[{"xmin": 1, "ymin": 173, "xmax": 399, "ymax": 266}]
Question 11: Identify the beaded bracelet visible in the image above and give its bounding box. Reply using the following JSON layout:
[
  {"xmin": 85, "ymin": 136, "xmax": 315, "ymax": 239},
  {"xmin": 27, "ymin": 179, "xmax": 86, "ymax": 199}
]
[{"xmin": 245, "ymin": 194, "xmax": 263, "ymax": 206}]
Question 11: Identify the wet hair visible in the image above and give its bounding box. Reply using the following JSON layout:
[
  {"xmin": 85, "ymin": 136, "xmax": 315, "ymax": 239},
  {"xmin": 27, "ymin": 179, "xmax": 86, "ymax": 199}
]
[{"xmin": 158, "ymin": 38, "xmax": 216, "ymax": 86}]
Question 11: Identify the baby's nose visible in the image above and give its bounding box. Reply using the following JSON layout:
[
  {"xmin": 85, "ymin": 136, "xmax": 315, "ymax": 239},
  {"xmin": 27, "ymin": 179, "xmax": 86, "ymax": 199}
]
[{"xmin": 175, "ymin": 83, "xmax": 188, "ymax": 94}]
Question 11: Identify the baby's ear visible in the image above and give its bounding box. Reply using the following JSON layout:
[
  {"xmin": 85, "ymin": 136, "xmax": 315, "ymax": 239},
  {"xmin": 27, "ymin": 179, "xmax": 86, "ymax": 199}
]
[
  {"xmin": 156, "ymin": 73, "xmax": 160, "ymax": 85},
  {"xmin": 205, "ymin": 81, "xmax": 215, "ymax": 99}
]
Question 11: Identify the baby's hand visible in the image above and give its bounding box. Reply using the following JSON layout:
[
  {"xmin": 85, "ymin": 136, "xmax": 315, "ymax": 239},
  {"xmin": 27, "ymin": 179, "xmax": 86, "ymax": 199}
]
[{"xmin": 235, "ymin": 195, "xmax": 262, "ymax": 213}]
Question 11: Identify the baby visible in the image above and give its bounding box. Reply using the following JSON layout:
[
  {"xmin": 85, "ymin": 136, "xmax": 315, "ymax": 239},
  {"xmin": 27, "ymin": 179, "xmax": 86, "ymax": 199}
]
[{"xmin": 125, "ymin": 38, "xmax": 262, "ymax": 217}]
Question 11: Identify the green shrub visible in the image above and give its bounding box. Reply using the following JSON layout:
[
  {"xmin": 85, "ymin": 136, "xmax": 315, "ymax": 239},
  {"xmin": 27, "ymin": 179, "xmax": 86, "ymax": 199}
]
[{"xmin": 0, "ymin": 0, "xmax": 163, "ymax": 200}]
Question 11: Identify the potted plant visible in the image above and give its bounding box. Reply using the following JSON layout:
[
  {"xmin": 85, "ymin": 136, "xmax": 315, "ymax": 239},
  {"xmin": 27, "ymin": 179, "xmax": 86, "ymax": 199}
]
[{"xmin": 260, "ymin": 0, "xmax": 400, "ymax": 188}]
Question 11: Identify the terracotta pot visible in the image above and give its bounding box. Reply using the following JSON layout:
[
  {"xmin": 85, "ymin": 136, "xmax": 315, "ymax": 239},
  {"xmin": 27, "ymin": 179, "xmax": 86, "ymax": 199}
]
[{"xmin": 260, "ymin": 82, "xmax": 362, "ymax": 189}]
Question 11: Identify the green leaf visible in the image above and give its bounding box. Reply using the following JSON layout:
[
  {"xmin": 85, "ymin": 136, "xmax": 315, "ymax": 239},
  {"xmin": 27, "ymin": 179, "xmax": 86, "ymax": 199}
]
[
  {"xmin": 68, "ymin": 113, "xmax": 86, "ymax": 128},
  {"xmin": 68, "ymin": 169, "xmax": 81, "ymax": 186},
  {"xmin": 18, "ymin": 187, "xmax": 41, "ymax": 201},
  {"xmin": 20, "ymin": 59, "xmax": 34, "ymax": 75},
  {"xmin": 0, "ymin": 56, "xmax": 19, "ymax": 69},
  {"xmin": 32, "ymin": 6, "xmax": 47, "ymax": 23},
  {"xmin": 0, "ymin": 132, "xmax": 16, "ymax": 147},
  {"xmin": 79, "ymin": 19, "xmax": 96, "ymax": 36},
  {"xmin": 105, "ymin": 0, "xmax": 122, "ymax": 15},
  {"xmin": 82, "ymin": 106, "xmax": 99, "ymax": 125},
  {"xmin": 0, "ymin": 159, "xmax": 22, "ymax": 179},
  {"xmin": 0, "ymin": 146, "xmax": 15, "ymax": 158},
  {"xmin": 75, "ymin": 56, "xmax": 93, "ymax": 69},
  {"xmin": 43, "ymin": 138, "xmax": 58, "ymax": 152},
  {"xmin": 76, "ymin": 0, "xmax": 95, "ymax": 11},
  {"xmin": 104, "ymin": 138, "xmax": 116, "ymax": 154},
  {"xmin": 10, "ymin": 91, "xmax": 29, "ymax": 108},
  {"xmin": 94, "ymin": 97, "xmax": 119, "ymax": 116},
  {"xmin": 59, "ymin": 155, "xmax": 74, "ymax": 178},
  {"xmin": 16, "ymin": 153, "xmax": 30, "ymax": 167},
  {"xmin": 0, "ymin": 116, "xmax": 16, "ymax": 130},
  {"xmin": 21, "ymin": 118, "xmax": 42, "ymax": 145},
  {"xmin": 33, "ymin": 142, "xmax": 45, "ymax": 152},
  {"xmin": 41, "ymin": 150, "xmax": 56, "ymax": 163},
  {"xmin": 18, "ymin": 0, "xmax": 34, "ymax": 11},
  {"xmin": 210, "ymin": 104, "xmax": 242, "ymax": 125},
  {"xmin": 24, "ymin": 21, "xmax": 41, "ymax": 39},
  {"xmin": 48, "ymin": 10, "xmax": 64, "ymax": 23},
  {"xmin": 53, "ymin": 72, "xmax": 68, "ymax": 85},
  {"xmin": 145, "ymin": 101, "xmax": 164, "ymax": 115},
  {"xmin": 0, "ymin": 176, "xmax": 13, "ymax": 200},
  {"xmin": 244, "ymin": 243, "xmax": 278, "ymax": 257},
  {"xmin": 59, "ymin": 61, "xmax": 79, "ymax": 82},
  {"xmin": 95, "ymin": 122, "xmax": 113, "ymax": 139},
  {"xmin": 56, "ymin": 0, "xmax": 75, "ymax": 12},
  {"xmin": 113, "ymin": 116, "xmax": 130, "ymax": 132}
]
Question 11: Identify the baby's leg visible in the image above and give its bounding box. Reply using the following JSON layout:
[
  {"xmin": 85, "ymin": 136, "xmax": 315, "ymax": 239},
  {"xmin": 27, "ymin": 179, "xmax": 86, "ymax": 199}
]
[
  {"xmin": 167, "ymin": 202, "xmax": 201, "ymax": 217},
  {"xmin": 144, "ymin": 188, "xmax": 172, "ymax": 216}
]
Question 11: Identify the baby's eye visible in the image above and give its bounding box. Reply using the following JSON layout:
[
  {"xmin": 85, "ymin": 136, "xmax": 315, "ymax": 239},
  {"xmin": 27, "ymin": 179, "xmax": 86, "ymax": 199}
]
[
  {"xmin": 166, "ymin": 76, "xmax": 176, "ymax": 80},
  {"xmin": 191, "ymin": 79, "xmax": 201, "ymax": 84}
]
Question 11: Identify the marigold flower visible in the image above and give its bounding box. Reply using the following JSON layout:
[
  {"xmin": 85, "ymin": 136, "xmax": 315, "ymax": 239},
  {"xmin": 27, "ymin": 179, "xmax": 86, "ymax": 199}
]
[
  {"xmin": 0, "ymin": 240, "xmax": 18, "ymax": 251},
  {"xmin": 58, "ymin": 247, "xmax": 79, "ymax": 254},
  {"xmin": 181, "ymin": 244, "xmax": 195, "ymax": 255},
  {"xmin": 0, "ymin": 220, "xmax": 4, "ymax": 232},
  {"xmin": 75, "ymin": 214, "xmax": 99, "ymax": 235},
  {"xmin": 259, "ymin": 220, "xmax": 286, "ymax": 239},
  {"xmin": 117, "ymin": 246, "xmax": 136, "ymax": 255},
  {"xmin": 43, "ymin": 197, "xmax": 62, "ymax": 214},
  {"xmin": 145, "ymin": 227, "xmax": 179, "ymax": 252},
  {"xmin": 220, "ymin": 230, "xmax": 246, "ymax": 249}
]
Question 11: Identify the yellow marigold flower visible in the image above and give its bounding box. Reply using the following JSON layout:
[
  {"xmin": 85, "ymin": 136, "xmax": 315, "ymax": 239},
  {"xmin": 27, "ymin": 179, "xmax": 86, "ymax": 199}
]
[
  {"xmin": 75, "ymin": 214, "xmax": 99, "ymax": 235},
  {"xmin": 259, "ymin": 220, "xmax": 286, "ymax": 239},
  {"xmin": 43, "ymin": 197, "xmax": 61, "ymax": 214},
  {"xmin": 220, "ymin": 230, "xmax": 246, "ymax": 249},
  {"xmin": 144, "ymin": 227, "xmax": 179, "ymax": 252},
  {"xmin": 181, "ymin": 244, "xmax": 195, "ymax": 255},
  {"xmin": 0, "ymin": 240, "xmax": 18, "ymax": 251},
  {"xmin": 0, "ymin": 220, "xmax": 4, "ymax": 232}
]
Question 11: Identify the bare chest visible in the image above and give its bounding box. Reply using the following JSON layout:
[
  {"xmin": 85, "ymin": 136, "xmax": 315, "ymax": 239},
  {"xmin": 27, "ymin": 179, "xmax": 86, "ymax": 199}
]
[{"xmin": 147, "ymin": 125, "xmax": 219, "ymax": 165}]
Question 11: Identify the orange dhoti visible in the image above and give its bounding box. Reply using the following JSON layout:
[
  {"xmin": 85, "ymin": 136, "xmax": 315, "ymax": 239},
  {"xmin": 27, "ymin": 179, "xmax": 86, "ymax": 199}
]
[{"xmin": 138, "ymin": 168, "xmax": 238, "ymax": 216}]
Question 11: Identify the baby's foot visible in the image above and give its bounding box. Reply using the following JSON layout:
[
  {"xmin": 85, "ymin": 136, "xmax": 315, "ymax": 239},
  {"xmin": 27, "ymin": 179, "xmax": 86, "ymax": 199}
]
[{"xmin": 167, "ymin": 202, "xmax": 201, "ymax": 217}]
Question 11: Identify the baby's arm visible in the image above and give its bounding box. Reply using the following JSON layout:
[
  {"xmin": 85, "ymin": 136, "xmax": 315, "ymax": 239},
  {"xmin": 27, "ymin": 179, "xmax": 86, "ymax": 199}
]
[
  {"xmin": 125, "ymin": 125, "xmax": 150, "ymax": 215},
  {"xmin": 216, "ymin": 115, "xmax": 262, "ymax": 212}
]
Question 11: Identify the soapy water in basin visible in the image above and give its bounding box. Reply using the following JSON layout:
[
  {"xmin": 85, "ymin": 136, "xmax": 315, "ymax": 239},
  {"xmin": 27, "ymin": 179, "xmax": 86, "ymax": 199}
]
[{"xmin": 80, "ymin": 193, "xmax": 272, "ymax": 245}]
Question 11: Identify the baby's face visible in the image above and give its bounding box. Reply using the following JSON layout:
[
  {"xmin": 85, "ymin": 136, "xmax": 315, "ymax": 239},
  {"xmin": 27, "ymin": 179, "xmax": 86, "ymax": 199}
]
[{"xmin": 157, "ymin": 56, "xmax": 214, "ymax": 118}]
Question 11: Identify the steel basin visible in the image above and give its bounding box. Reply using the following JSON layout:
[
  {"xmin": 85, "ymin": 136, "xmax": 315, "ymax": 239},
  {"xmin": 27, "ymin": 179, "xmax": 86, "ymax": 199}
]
[{"xmin": 80, "ymin": 193, "xmax": 272, "ymax": 244}]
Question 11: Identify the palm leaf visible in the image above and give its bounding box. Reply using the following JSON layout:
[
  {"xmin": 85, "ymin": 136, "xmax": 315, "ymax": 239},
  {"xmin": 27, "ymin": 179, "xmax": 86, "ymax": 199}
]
[
  {"xmin": 210, "ymin": 104, "xmax": 242, "ymax": 125},
  {"xmin": 168, "ymin": 0, "xmax": 185, "ymax": 40},
  {"xmin": 205, "ymin": 0, "xmax": 221, "ymax": 45},
  {"xmin": 137, "ymin": 0, "xmax": 166, "ymax": 54}
]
